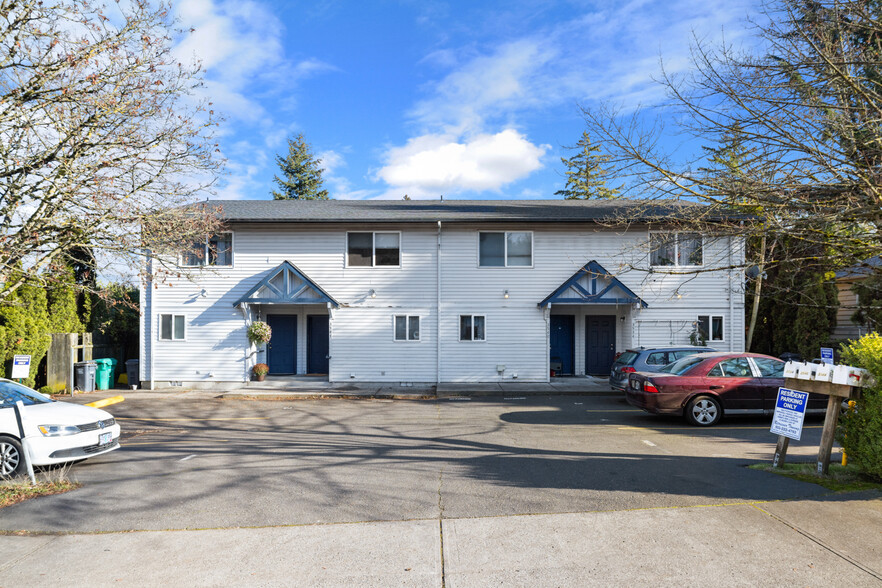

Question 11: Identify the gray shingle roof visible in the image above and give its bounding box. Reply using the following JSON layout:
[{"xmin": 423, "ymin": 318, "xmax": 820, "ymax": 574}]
[{"xmin": 197, "ymin": 199, "xmax": 703, "ymax": 224}]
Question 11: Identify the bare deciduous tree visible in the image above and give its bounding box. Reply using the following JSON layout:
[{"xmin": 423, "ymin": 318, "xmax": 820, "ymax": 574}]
[
  {"xmin": 0, "ymin": 0, "xmax": 225, "ymax": 304},
  {"xmin": 583, "ymin": 0, "xmax": 882, "ymax": 271}
]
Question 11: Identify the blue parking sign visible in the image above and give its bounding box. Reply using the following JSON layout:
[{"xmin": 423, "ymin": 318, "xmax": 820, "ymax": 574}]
[
  {"xmin": 820, "ymin": 347, "xmax": 834, "ymax": 365},
  {"xmin": 770, "ymin": 387, "xmax": 809, "ymax": 440}
]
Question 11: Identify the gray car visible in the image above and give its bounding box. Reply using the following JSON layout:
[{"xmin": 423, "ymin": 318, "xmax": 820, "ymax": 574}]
[{"xmin": 609, "ymin": 346, "xmax": 716, "ymax": 391}]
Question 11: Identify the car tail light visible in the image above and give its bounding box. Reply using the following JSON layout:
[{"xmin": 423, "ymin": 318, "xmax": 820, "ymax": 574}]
[
  {"xmin": 643, "ymin": 382, "xmax": 660, "ymax": 393},
  {"xmin": 621, "ymin": 367, "xmax": 636, "ymax": 373}
]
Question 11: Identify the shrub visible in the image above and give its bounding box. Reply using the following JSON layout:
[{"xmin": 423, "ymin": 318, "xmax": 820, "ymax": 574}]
[
  {"xmin": 37, "ymin": 385, "xmax": 53, "ymax": 396},
  {"xmin": 837, "ymin": 334, "xmax": 882, "ymax": 481},
  {"xmin": 247, "ymin": 321, "xmax": 272, "ymax": 345}
]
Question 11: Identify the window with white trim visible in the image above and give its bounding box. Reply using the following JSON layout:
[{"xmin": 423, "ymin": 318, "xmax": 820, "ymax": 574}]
[
  {"xmin": 459, "ymin": 315, "xmax": 486, "ymax": 341},
  {"xmin": 348, "ymin": 232, "xmax": 400, "ymax": 267},
  {"xmin": 159, "ymin": 314, "xmax": 186, "ymax": 341},
  {"xmin": 479, "ymin": 232, "xmax": 532, "ymax": 267},
  {"xmin": 394, "ymin": 315, "xmax": 420, "ymax": 341},
  {"xmin": 650, "ymin": 232, "xmax": 702, "ymax": 267},
  {"xmin": 697, "ymin": 315, "xmax": 724, "ymax": 341},
  {"xmin": 180, "ymin": 233, "xmax": 233, "ymax": 267}
]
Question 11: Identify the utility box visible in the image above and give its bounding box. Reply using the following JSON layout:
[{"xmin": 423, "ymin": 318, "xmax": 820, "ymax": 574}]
[{"xmin": 74, "ymin": 362, "xmax": 97, "ymax": 392}]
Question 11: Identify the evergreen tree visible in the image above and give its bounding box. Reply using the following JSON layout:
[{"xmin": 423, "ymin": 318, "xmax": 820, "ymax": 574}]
[
  {"xmin": 0, "ymin": 272, "xmax": 51, "ymax": 388},
  {"xmin": 555, "ymin": 132, "xmax": 619, "ymax": 200},
  {"xmin": 271, "ymin": 134, "xmax": 330, "ymax": 200}
]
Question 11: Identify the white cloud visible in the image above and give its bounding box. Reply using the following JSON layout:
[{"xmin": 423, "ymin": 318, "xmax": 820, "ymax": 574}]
[
  {"xmin": 376, "ymin": 129, "xmax": 548, "ymax": 199},
  {"xmin": 410, "ymin": 39, "xmax": 555, "ymax": 135}
]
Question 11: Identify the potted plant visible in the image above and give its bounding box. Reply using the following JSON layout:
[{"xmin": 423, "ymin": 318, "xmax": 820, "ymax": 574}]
[
  {"xmin": 252, "ymin": 363, "xmax": 269, "ymax": 382},
  {"xmin": 247, "ymin": 321, "xmax": 272, "ymax": 345}
]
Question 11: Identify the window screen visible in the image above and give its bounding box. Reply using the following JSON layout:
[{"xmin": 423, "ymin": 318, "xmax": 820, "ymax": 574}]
[
  {"xmin": 348, "ymin": 233, "xmax": 373, "ymax": 266},
  {"xmin": 208, "ymin": 233, "xmax": 232, "ymax": 266},
  {"xmin": 506, "ymin": 232, "xmax": 532, "ymax": 266},
  {"xmin": 678, "ymin": 233, "xmax": 702, "ymax": 266},
  {"xmin": 479, "ymin": 233, "xmax": 505, "ymax": 266},
  {"xmin": 650, "ymin": 234, "xmax": 676, "ymax": 266},
  {"xmin": 375, "ymin": 233, "xmax": 400, "ymax": 266}
]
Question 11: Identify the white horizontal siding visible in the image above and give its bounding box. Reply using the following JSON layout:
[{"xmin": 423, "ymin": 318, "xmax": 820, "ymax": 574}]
[{"xmin": 142, "ymin": 222, "xmax": 744, "ymax": 385}]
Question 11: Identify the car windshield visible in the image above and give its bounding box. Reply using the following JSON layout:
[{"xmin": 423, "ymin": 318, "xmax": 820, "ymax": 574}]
[
  {"xmin": 0, "ymin": 381, "xmax": 53, "ymax": 407},
  {"xmin": 658, "ymin": 356, "xmax": 705, "ymax": 375}
]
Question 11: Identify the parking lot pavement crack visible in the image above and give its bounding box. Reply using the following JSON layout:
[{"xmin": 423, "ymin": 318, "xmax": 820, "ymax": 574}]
[
  {"xmin": 751, "ymin": 504, "xmax": 882, "ymax": 582},
  {"xmin": 0, "ymin": 535, "xmax": 58, "ymax": 573}
]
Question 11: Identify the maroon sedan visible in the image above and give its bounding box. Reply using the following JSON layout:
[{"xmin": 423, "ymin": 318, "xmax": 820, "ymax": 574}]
[{"xmin": 626, "ymin": 352, "xmax": 825, "ymax": 426}]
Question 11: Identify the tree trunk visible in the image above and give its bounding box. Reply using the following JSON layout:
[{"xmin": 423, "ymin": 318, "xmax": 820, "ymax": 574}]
[{"xmin": 745, "ymin": 235, "xmax": 767, "ymax": 351}]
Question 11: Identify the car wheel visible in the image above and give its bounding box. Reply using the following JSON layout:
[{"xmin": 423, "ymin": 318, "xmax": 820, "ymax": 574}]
[
  {"xmin": 686, "ymin": 395, "xmax": 722, "ymax": 426},
  {"xmin": 0, "ymin": 436, "xmax": 24, "ymax": 479}
]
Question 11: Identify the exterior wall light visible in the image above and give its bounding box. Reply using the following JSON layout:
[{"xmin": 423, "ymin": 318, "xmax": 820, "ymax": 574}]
[
  {"xmin": 369, "ymin": 289, "xmax": 376, "ymax": 298},
  {"xmin": 503, "ymin": 290, "xmax": 510, "ymax": 299}
]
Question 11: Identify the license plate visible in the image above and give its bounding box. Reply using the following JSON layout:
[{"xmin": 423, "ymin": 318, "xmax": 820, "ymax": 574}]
[{"xmin": 99, "ymin": 432, "xmax": 112, "ymax": 445}]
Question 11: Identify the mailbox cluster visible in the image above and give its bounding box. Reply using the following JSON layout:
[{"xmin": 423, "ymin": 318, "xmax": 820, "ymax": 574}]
[{"xmin": 783, "ymin": 361, "xmax": 875, "ymax": 387}]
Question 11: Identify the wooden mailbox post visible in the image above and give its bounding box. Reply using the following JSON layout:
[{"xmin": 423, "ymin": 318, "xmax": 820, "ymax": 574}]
[{"xmin": 774, "ymin": 378, "xmax": 858, "ymax": 474}]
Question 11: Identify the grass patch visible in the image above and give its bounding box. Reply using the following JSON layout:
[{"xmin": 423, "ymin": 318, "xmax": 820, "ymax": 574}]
[
  {"xmin": 0, "ymin": 479, "xmax": 80, "ymax": 508},
  {"xmin": 749, "ymin": 462, "xmax": 882, "ymax": 492}
]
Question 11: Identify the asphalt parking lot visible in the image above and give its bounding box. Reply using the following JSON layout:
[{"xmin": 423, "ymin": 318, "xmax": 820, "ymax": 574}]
[{"xmin": 1, "ymin": 394, "xmax": 880, "ymax": 586}]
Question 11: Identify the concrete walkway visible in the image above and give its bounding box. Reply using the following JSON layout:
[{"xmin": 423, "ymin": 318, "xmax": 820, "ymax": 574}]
[
  {"xmin": 2, "ymin": 492, "xmax": 880, "ymax": 586},
  {"xmin": 66, "ymin": 375, "xmax": 617, "ymax": 402}
]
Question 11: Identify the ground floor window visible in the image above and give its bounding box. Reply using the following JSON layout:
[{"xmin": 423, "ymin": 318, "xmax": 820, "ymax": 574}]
[
  {"xmin": 459, "ymin": 315, "xmax": 486, "ymax": 341},
  {"xmin": 697, "ymin": 315, "xmax": 724, "ymax": 341},
  {"xmin": 159, "ymin": 314, "xmax": 186, "ymax": 341},
  {"xmin": 394, "ymin": 315, "xmax": 420, "ymax": 341}
]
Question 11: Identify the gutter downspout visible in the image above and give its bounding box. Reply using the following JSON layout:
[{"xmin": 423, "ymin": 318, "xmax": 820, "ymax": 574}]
[
  {"xmin": 436, "ymin": 221, "xmax": 442, "ymax": 385},
  {"xmin": 729, "ymin": 236, "xmax": 735, "ymax": 352},
  {"xmin": 148, "ymin": 256, "xmax": 155, "ymax": 390}
]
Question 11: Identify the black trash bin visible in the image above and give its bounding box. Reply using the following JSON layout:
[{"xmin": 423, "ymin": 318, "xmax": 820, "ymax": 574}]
[
  {"xmin": 74, "ymin": 362, "xmax": 97, "ymax": 392},
  {"xmin": 125, "ymin": 359, "xmax": 140, "ymax": 390}
]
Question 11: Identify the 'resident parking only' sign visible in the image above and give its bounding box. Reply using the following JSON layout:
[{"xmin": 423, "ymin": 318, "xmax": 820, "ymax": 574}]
[
  {"xmin": 770, "ymin": 387, "xmax": 809, "ymax": 441},
  {"xmin": 11, "ymin": 355, "xmax": 30, "ymax": 379}
]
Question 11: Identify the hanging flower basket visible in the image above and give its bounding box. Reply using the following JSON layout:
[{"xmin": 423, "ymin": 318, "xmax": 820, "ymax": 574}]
[{"xmin": 247, "ymin": 321, "xmax": 272, "ymax": 345}]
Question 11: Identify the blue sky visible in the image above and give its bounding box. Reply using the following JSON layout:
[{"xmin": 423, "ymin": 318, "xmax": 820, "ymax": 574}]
[{"xmin": 172, "ymin": 0, "xmax": 757, "ymax": 201}]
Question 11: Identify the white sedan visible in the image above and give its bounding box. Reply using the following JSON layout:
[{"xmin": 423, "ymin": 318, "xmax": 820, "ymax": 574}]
[{"xmin": 0, "ymin": 379, "xmax": 121, "ymax": 478}]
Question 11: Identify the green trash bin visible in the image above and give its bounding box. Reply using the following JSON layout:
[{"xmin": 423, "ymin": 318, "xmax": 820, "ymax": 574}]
[{"xmin": 94, "ymin": 358, "xmax": 118, "ymax": 390}]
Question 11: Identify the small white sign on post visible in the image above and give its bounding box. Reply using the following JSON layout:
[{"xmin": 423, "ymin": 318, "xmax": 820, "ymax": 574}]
[
  {"xmin": 820, "ymin": 347, "xmax": 834, "ymax": 365},
  {"xmin": 771, "ymin": 387, "xmax": 809, "ymax": 441},
  {"xmin": 11, "ymin": 355, "xmax": 31, "ymax": 379}
]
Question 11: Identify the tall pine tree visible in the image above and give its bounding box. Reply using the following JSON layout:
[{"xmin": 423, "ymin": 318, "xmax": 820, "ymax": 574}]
[
  {"xmin": 271, "ymin": 134, "xmax": 330, "ymax": 200},
  {"xmin": 555, "ymin": 132, "xmax": 619, "ymax": 200}
]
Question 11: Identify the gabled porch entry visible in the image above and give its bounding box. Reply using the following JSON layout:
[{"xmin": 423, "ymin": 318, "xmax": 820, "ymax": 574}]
[
  {"xmin": 540, "ymin": 260, "xmax": 648, "ymax": 377},
  {"xmin": 234, "ymin": 261, "xmax": 338, "ymax": 377}
]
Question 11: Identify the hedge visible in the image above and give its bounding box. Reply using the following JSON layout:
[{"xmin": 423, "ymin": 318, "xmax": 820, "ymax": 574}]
[{"xmin": 837, "ymin": 334, "xmax": 882, "ymax": 481}]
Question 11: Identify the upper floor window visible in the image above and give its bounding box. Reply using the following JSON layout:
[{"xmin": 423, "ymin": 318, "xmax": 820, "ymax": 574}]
[
  {"xmin": 650, "ymin": 232, "xmax": 702, "ymax": 267},
  {"xmin": 181, "ymin": 233, "xmax": 233, "ymax": 267},
  {"xmin": 479, "ymin": 232, "xmax": 532, "ymax": 267},
  {"xmin": 348, "ymin": 232, "xmax": 400, "ymax": 267}
]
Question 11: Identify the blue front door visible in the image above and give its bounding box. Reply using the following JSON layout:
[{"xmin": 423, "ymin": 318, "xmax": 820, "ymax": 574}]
[
  {"xmin": 307, "ymin": 315, "xmax": 329, "ymax": 374},
  {"xmin": 266, "ymin": 315, "xmax": 296, "ymax": 374},
  {"xmin": 550, "ymin": 315, "xmax": 575, "ymax": 375}
]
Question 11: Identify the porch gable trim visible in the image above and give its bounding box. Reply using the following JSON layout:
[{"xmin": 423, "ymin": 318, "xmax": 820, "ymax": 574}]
[
  {"xmin": 538, "ymin": 260, "xmax": 648, "ymax": 308},
  {"xmin": 233, "ymin": 260, "xmax": 339, "ymax": 307}
]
